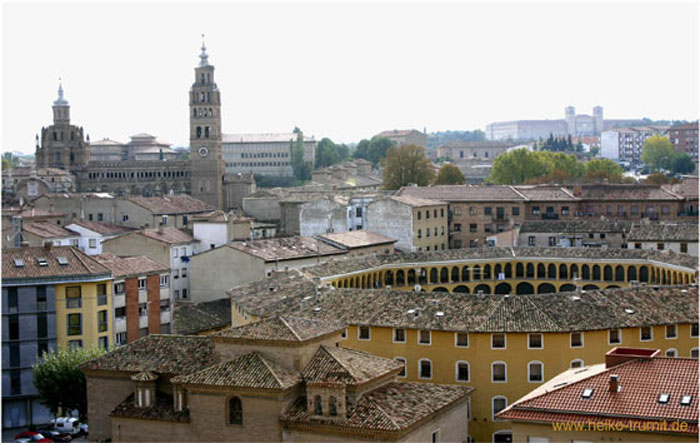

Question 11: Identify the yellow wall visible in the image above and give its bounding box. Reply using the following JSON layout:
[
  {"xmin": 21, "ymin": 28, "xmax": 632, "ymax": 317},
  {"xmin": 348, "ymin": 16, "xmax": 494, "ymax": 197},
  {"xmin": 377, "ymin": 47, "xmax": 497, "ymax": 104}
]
[
  {"xmin": 55, "ymin": 279, "xmax": 113, "ymax": 350},
  {"xmin": 332, "ymin": 324, "xmax": 698, "ymax": 442},
  {"xmin": 512, "ymin": 421, "xmax": 696, "ymax": 443}
]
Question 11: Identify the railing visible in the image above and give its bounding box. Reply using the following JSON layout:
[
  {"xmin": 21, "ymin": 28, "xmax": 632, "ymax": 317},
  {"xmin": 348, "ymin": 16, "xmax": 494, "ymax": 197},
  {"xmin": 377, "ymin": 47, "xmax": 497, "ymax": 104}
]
[
  {"xmin": 542, "ymin": 213, "xmax": 559, "ymax": 220},
  {"xmin": 678, "ymin": 211, "xmax": 699, "ymax": 217},
  {"xmin": 114, "ymin": 316, "xmax": 126, "ymax": 333}
]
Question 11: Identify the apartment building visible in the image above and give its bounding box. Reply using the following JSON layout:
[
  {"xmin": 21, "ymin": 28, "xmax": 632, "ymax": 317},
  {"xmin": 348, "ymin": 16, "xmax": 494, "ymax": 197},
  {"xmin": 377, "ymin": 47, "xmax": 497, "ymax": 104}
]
[
  {"xmin": 667, "ymin": 121, "xmax": 699, "ymax": 159},
  {"xmin": 64, "ymin": 221, "xmax": 135, "ymax": 255},
  {"xmin": 222, "ymin": 132, "xmax": 316, "ymax": 177},
  {"xmin": 600, "ymin": 126, "xmax": 669, "ymax": 166},
  {"xmin": 628, "ymin": 222, "xmax": 699, "ymax": 256},
  {"xmin": 93, "ymin": 254, "xmax": 171, "ymax": 342},
  {"xmin": 2, "ymin": 246, "xmax": 113, "ymax": 429},
  {"xmin": 102, "ymin": 227, "xmax": 200, "ymax": 301}
]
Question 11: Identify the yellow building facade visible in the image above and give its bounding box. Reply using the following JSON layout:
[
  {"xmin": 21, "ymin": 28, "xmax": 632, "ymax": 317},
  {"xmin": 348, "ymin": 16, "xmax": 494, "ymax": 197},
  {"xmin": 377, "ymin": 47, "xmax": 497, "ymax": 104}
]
[{"xmin": 55, "ymin": 279, "xmax": 113, "ymax": 350}]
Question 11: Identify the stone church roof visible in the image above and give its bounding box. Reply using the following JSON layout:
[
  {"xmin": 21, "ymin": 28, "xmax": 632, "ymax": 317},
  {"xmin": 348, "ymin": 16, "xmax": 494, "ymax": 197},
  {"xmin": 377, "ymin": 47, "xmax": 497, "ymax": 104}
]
[
  {"xmin": 302, "ymin": 346, "xmax": 402, "ymax": 386},
  {"xmin": 212, "ymin": 316, "xmax": 343, "ymax": 344}
]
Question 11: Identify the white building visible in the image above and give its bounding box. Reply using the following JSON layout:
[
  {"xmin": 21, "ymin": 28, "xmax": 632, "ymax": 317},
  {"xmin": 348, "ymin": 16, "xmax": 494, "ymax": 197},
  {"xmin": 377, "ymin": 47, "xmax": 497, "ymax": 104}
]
[
  {"xmin": 65, "ymin": 221, "xmax": 136, "ymax": 255},
  {"xmin": 222, "ymin": 132, "xmax": 316, "ymax": 177},
  {"xmin": 600, "ymin": 126, "xmax": 669, "ymax": 167},
  {"xmin": 627, "ymin": 222, "xmax": 698, "ymax": 257},
  {"xmin": 191, "ymin": 210, "xmax": 252, "ymax": 251}
]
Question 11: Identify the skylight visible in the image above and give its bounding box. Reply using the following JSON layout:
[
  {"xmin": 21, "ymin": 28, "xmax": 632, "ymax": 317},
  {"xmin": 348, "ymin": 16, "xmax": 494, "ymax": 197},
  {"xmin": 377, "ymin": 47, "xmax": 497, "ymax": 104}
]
[
  {"xmin": 680, "ymin": 395, "xmax": 693, "ymax": 406},
  {"xmin": 658, "ymin": 393, "xmax": 670, "ymax": 404},
  {"xmin": 581, "ymin": 388, "xmax": 594, "ymax": 399},
  {"xmin": 13, "ymin": 258, "xmax": 25, "ymax": 268},
  {"xmin": 56, "ymin": 256, "xmax": 68, "ymax": 266},
  {"xmin": 37, "ymin": 258, "xmax": 48, "ymax": 267}
]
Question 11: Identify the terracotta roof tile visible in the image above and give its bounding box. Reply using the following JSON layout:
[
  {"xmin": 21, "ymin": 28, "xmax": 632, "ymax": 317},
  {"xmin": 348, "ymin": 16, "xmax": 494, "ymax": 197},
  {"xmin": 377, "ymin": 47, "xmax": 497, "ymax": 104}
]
[
  {"xmin": 389, "ymin": 195, "xmax": 446, "ymax": 207},
  {"xmin": 111, "ymin": 392, "xmax": 189, "ymax": 423},
  {"xmin": 172, "ymin": 351, "xmax": 300, "ymax": 389},
  {"xmin": 569, "ymin": 184, "xmax": 680, "ymax": 201},
  {"xmin": 281, "ymin": 382, "xmax": 472, "ymax": 432},
  {"xmin": 22, "ymin": 221, "xmax": 77, "ymax": 239},
  {"xmin": 172, "ymin": 298, "xmax": 231, "ymax": 335},
  {"xmin": 318, "ymin": 231, "xmax": 397, "ymax": 249},
  {"xmin": 66, "ymin": 221, "xmax": 135, "ymax": 235},
  {"xmin": 226, "ymin": 237, "xmax": 346, "ymax": 262},
  {"xmin": 2, "ymin": 246, "xmax": 109, "ymax": 281},
  {"xmin": 92, "ymin": 254, "xmax": 168, "ymax": 278},
  {"xmin": 80, "ymin": 334, "xmax": 218, "ymax": 375},
  {"xmin": 213, "ymin": 316, "xmax": 343, "ymax": 343},
  {"xmin": 131, "ymin": 371, "xmax": 158, "ymax": 382},
  {"xmin": 499, "ymin": 357, "xmax": 698, "ymax": 435},
  {"xmin": 127, "ymin": 195, "xmax": 213, "ymax": 214},
  {"xmin": 628, "ymin": 223, "xmax": 698, "ymax": 242},
  {"xmin": 302, "ymin": 346, "xmax": 402, "ymax": 385},
  {"xmin": 398, "ymin": 184, "xmax": 526, "ymax": 201},
  {"xmin": 139, "ymin": 227, "xmax": 196, "ymax": 245}
]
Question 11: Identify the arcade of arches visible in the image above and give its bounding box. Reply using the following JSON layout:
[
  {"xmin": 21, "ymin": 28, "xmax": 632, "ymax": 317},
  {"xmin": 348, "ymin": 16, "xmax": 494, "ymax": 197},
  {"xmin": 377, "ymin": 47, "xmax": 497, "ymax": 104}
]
[{"xmin": 326, "ymin": 259, "xmax": 696, "ymax": 295}]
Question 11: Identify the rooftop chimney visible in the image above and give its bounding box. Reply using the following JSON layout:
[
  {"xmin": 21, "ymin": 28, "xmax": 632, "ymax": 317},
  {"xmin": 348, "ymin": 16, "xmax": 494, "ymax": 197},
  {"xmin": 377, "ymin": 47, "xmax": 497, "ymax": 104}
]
[
  {"xmin": 609, "ymin": 374, "xmax": 620, "ymax": 393},
  {"xmin": 605, "ymin": 347, "xmax": 660, "ymax": 368}
]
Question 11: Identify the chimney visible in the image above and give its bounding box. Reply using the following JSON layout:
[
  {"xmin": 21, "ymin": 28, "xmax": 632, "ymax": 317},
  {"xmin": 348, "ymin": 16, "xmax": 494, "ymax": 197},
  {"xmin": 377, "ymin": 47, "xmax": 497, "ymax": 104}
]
[
  {"xmin": 605, "ymin": 347, "xmax": 660, "ymax": 368},
  {"xmin": 573, "ymin": 184, "xmax": 582, "ymax": 197},
  {"xmin": 44, "ymin": 241, "xmax": 53, "ymax": 251},
  {"xmin": 609, "ymin": 374, "xmax": 620, "ymax": 393}
]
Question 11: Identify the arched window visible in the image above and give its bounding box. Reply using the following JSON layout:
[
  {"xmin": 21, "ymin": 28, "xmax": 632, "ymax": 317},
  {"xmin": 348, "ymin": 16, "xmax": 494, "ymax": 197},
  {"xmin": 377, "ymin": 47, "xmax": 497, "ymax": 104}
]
[
  {"xmin": 492, "ymin": 396, "xmax": 508, "ymax": 421},
  {"xmin": 418, "ymin": 358, "xmax": 432, "ymax": 379},
  {"xmin": 196, "ymin": 126, "xmax": 202, "ymax": 139},
  {"xmin": 570, "ymin": 359, "xmax": 584, "ymax": 369},
  {"xmin": 201, "ymin": 73, "xmax": 206, "ymax": 83},
  {"xmin": 394, "ymin": 357, "xmax": 407, "ymax": 377},
  {"xmin": 314, "ymin": 395, "xmax": 323, "ymax": 415},
  {"xmin": 526, "ymin": 263, "xmax": 534, "ymax": 278},
  {"xmin": 229, "ymin": 397, "xmax": 242, "ymax": 424},
  {"xmin": 205, "ymin": 126, "xmax": 210, "ymax": 139},
  {"xmin": 491, "ymin": 361, "xmax": 507, "ymax": 382},
  {"xmin": 665, "ymin": 348, "xmax": 677, "ymax": 357},
  {"xmin": 200, "ymin": 91, "xmax": 205, "ymax": 102},
  {"xmin": 559, "ymin": 264, "xmax": 568, "ymax": 279},
  {"xmin": 329, "ymin": 396, "xmax": 337, "ymax": 416}
]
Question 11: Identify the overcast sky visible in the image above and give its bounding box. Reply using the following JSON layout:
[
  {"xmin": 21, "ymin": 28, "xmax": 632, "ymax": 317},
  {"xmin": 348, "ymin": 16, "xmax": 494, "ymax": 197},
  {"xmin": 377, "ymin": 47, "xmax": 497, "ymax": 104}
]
[{"xmin": 2, "ymin": 1, "xmax": 698, "ymax": 153}]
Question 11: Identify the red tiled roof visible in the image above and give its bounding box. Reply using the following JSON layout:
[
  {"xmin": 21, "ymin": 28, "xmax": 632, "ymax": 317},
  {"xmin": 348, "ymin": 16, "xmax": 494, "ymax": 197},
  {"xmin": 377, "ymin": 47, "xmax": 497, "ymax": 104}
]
[
  {"xmin": 318, "ymin": 230, "xmax": 397, "ymax": 249},
  {"xmin": 570, "ymin": 185, "xmax": 681, "ymax": 201},
  {"xmin": 22, "ymin": 221, "xmax": 77, "ymax": 239},
  {"xmin": 226, "ymin": 237, "xmax": 346, "ymax": 262},
  {"xmin": 93, "ymin": 253, "xmax": 168, "ymax": 278},
  {"xmin": 127, "ymin": 195, "xmax": 213, "ymax": 214},
  {"xmin": 499, "ymin": 357, "xmax": 698, "ymax": 435},
  {"xmin": 389, "ymin": 195, "xmax": 446, "ymax": 207},
  {"xmin": 66, "ymin": 221, "xmax": 135, "ymax": 236},
  {"xmin": 213, "ymin": 316, "xmax": 343, "ymax": 343},
  {"xmin": 302, "ymin": 346, "xmax": 402, "ymax": 385},
  {"xmin": 138, "ymin": 227, "xmax": 196, "ymax": 245},
  {"xmin": 2, "ymin": 246, "xmax": 109, "ymax": 280},
  {"xmin": 398, "ymin": 185, "xmax": 526, "ymax": 201}
]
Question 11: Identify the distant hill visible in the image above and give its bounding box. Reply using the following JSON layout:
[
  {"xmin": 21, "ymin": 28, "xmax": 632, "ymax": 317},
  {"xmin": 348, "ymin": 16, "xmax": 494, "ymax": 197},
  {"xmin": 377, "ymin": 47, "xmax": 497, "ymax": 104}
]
[{"xmin": 427, "ymin": 130, "xmax": 486, "ymax": 149}]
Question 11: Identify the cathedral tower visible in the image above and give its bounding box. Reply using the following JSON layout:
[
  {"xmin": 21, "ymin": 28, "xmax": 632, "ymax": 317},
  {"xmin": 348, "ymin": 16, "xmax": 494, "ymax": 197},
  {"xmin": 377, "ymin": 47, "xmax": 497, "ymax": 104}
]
[
  {"xmin": 189, "ymin": 39, "xmax": 224, "ymax": 209},
  {"xmin": 36, "ymin": 82, "xmax": 89, "ymax": 171}
]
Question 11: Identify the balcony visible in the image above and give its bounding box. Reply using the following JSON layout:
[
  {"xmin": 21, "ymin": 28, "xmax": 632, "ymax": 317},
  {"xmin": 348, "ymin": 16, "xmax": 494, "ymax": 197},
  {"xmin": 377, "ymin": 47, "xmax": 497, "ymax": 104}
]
[
  {"xmin": 114, "ymin": 316, "xmax": 126, "ymax": 333},
  {"xmin": 160, "ymin": 310, "xmax": 171, "ymax": 325},
  {"xmin": 139, "ymin": 315, "xmax": 149, "ymax": 329},
  {"xmin": 492, "ymin": 214, "xmax": 508, "ymax": 222},
  {"xmin": 542, "ymin": 213, "xmax": 559, "ymax": 220},
  {"xmin": 114, "ymin": 294, "xmax": 125, "ymax": 308},
  {"xmin": 678, "ymin": 210, "xmax": 699, "ymax": 217}
]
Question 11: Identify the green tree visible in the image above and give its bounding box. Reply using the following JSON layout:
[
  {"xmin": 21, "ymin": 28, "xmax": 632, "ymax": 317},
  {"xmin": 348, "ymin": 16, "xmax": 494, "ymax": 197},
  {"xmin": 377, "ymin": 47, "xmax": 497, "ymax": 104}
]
[
  {"xmin": 486, "ymin": 148, "xmax": 551, "ymax": 184},
  {"xmin": 434, "ymin": 163, "xmax": 465, "ymax": 185},
  {"xmin": 670, "ymin": 153, "xmax": 695, "ymax": 174},
  {"xmin": 641, "ymin": 135, "xmax": 675, "ymax": 170},
  {"xmin": 644, "ymin": 172, "xmax": 672, "ymax": 185},
  {"xmin": 290, "ymin": 128, "xmax": 311, "ymax": 182},
  {"xmin": 33, "ymin": 346, "xmax": 107, "ymax": 420},
  {"xmin": 584, "ymin": 158, "xmax": 625, "ymax": 183},
  {"xmin": 382, "ymin": 144, "xmax": 435, "ymax": 190},
  {"xmin": 1, "ymin": 157, "xmax": 10, "ymax": 170},
  {"xmin": 315, "ymin": 138, "xmax": 349, "ymax": 168},
  {"xmin": 353, "ymin": 136, "xmax": 394, "ymax": 166},
  {"xmin": 2, "ymin": 152, "xmax": 19, "ymax": 169}
]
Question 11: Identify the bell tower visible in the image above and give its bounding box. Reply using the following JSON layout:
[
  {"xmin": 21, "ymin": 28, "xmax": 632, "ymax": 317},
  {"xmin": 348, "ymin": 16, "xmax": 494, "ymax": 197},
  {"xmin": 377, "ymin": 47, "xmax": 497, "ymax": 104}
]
[{"xmin": 189, "ymin": 37, "xmax": 224, "ymax": 209}]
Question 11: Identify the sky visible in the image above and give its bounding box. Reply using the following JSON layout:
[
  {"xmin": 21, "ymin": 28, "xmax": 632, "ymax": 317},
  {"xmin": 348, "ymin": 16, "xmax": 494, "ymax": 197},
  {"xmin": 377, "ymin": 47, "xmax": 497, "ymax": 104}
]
[{"xmin": 2, "ymin": 1, "xmax": 698, "ymax": 154}]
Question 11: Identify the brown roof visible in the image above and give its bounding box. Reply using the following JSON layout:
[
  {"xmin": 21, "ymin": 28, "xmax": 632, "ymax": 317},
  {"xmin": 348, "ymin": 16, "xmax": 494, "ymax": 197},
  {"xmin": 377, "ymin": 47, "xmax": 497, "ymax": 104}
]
[
  {"xmin": 66, "ymin": 221, "xmax": 135, "ymax": 236},
  {"xmin": 111, "ymin": 392, "xmax": 189, "ymax": 423},
  {"xmin": 628, "ymin": 223, "xmax": 699, "ymax": 242},
  {"xmin": 389, "ymin": 195, "xmax": 445, "ymax": 207},
  {"xmin": 669, "ymin": 122, "xmax": 699, "ymax": 131},
  {"xmin": 302, "ymin": 346, "xmax": 402, "ymax": 385},
  {"xmin": 138, "ymin": 227, "xmax": 196, "ymax": 245},
  {"xmin": 131, "ymin": 371, "xmax": 158, "ymax": 382},
  {"xmin": 282, "ymin": 382, "xmax": 472, "ymax": 433},
  {"xmin": 1, "ymin": 208, "xmax": 69, "ymax": 219},
  {"xmin": 2, "ymin": 246, "xmax": 110, "ymax": 282},
  {"xmin": 318, "ymin": 231, "xmax": 397, "ymax": 249},
  {"xmin": 226, "ymin": 237, "xmax": 346, "ymax": 262},
  {"xmin": 80, "ymin": 334, "xmax": 218, "ymax": 375},
  {"xmin": 93, "ymin": 253, "xmax": 168, "ymax": 278},
  {"xmin": 22, "ymin": 221, "xmax": 77, "ymax": 239},
  {"xmin": 570, "ymin": 184, "xmax": 680, "ymax": 201},
  {"xmin": 498, "ymin": 356, "xmax": 698, "ymax": 435},
  {"xmin": 173, "ymin": 298, "xmax": 231, "ymax": 335},
  {"xmin": 127, "ymin": 195, "xmax": 213, "ymax": 214},
  {"xmin": 664, "ymin": 177, "xmax": 699, "ymax": 200},
  {"xmin": 514, "ymin": 186, "xmax": 578, "ymax": 201},
  {"xmin": 213, "ymin": 316, "xmax": 343, "ymax": 343},
  {"xmin": 398, "ymin": 184, "xmax": 526, "ymax": 202},
  {"xmin": 376, "ymin": 129, "xmax": 421, "ymax": 138},
  {"xmin": 519, "ymin": 220, "xmax": 633, "ymax": 234},
  {"xmin": 172, "ymin": 351, "xmax": 300, "ymax": 390}
]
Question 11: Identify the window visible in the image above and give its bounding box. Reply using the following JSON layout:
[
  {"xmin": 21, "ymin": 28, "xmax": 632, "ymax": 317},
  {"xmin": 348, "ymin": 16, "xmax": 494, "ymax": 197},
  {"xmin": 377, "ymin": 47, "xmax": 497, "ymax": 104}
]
[
  {"xmin": 666, "ymin": 324, "xmax": 677, "ymax": 339},
  {"xmin": 484, "ymin": 224, "xmax": 493, "ymax": 233},
  {"xmin": 229, "ymin": 397, "xmax": 243, "ymax": 425},
  {"xmin": 469, "ymin": 207, "xmax": 477, "ymax": 215},
  {"xmin": 98, "ymin": 310, "xmax": 108, "ymax": 332},
  {"xmin": 138, "ymin": 278, "xmax": 147, "ymax": 290},
  {"xmin": 455, "ymin": 332, "xmax": 469, "ymax": 347},
  {"xmin": 114, "ymin": 282, "xmax": 125, "ymax": 294},
  {"xmin": 691, "ymin": 348, "xmax": 699, "ymax": 358},
  {"xmin": 528, "ymin": 236, "xmax": 535, "ymax": 246},
  {"xmin": 492, "ymin": 396, "xmax": 507, "ymax": 421},
  {"xmin": 36, "ymin": 286, "xmax": 47, "ymax": 311},
  {"xmin": 174, "ymin": 290, "xmax": 180, "ymax": 299},
  {"xmin": 484, "ymin": 207, "xmax": 493, "ymax": 216},
  {"xmin": 417, "ymin": 229, "xmax": 422, "ymax": 239},
  {"xmin": 341, "ymin": 328, "xmax": 347, "ymax": 339},
  {"xmin": 681, "ymin": 243, "xmax": 688, "ymax": 253},
  {"xmin": 426, "ymin": 210, "xmax": 430, "ymax": 219},
  {"xmin": 657, "ymin": 243, "xmax": 665, "ymax": 250},
  {"xmin": 571, "ymin": 359, "xmax": 584, "ymax": 369},
  {"xmin": 88, "ymin": 213, "xmax": 93, "ymax": 221},
  {"xmin": 561, "ymin": 206, "xmax": 570, "ymax": 215},
  {"xmin": 665, "ymin": 348, "xmax": 677, "ymax": 357},
  {"xmin": 492, "ymin": 333, "xmax": 506, "ymax": 349},
  {"xmin": 66, "ymin": 286, "xmax": 81, "ymax": 308},
  {"xmin": 456, "ymin": 361, "xmax": 470, "ymax": 382},
  {"xmin": 431, "ymin": 430, "xmax": 440, "ymax": 443},
  {"xmin": 99, "ymin": 336, "xmax": 109, "ymax": 350},
  {"xmin": 512, "ymin": 207, "xmax": 520, "ymax": 216},
  {"xmin": 115, "ymin": 307, "xmax": 126, "ymax": 319},
  {"xmin": 97, "ymin": 213, "xmax": 103, "ymax": 222},
  {"xmin": 160, "ymin": 275, "xmax": 169, "ymax": 287},
  {"xmin": 67, "ymin": 313, "xmax": 82, "ymax": 336},
  {"xmin": 528, "ymin": 361, "xmax": 543, "ymax": 382},
  {"xmin": 426, "ymin": 228, "xmax": 430, "ymax": 238},
  {"xmin": 173, "ymin": 269, "xmax": 179, "ymax": 279},
  {"xmin": 691, "ymin": 323, "xmax": 699, "ymax": 338},
  {"xmin": 180, "ymin": 247, "xmax": 186, "ymax": 257},
  {"xmin": 10, "ymin": 344, "xmax": 20, "ymax": 367},
  {"xmin": 492, "ymin": 362, "xmax": 506, "ymax": 382},
  {"xmin": 393, "ymin": 328, "xmax": 406, "ymax": 343},
  {"xmin": 10, "ymin": 370, "xmax": 21, "ymax": 395},
  {"xmin": 395, "ymin": 357, "xmax": 407, "ymax": 377},
  {"xmin": 608, "ymin": 329, "xmax": 621, "ymax": 345},
  {"xmin": 418, "ymin": 330, "xmax": 431, "ymax": 345},
  {"xmin": 97, "ymin": 283, "xmax": 107, "ymax": 305},
  {"xmin": 139, "ymin": 303, "xmax": 148, "ymax": 317},
  {"xmin": 681, "ymin": 395, "xmax": 693, "ymax": 406},
  {"xmin": 37, "ymin": 313, "xmax": 47, "ymax": 339},
  {"xmin": 532, "ymin": 206, "xmax": 540, "ymax": 215},
  {"xmin": 469, "ymin": 224, "xmax": 477, "ymax": 233},
  {"xmin": 115, "ymin": 332, "xmax": 127, "ymax": 345},
  {"xmin": 173, "ymin": 248, "xmax": 179, "ymax": 258},
  {"xmin": 548, "ymin": 236, "xmax": 556, "ymax": 246},
  {"xmin": 122, "ymin": 213, "xmax": 129, "ymax": 222},
  {"xmin": 570, "ymin": 332, "xmax": 583, "ymax": 348},
  {"xmin": 640, "ymin": 326, "xmax": 653, "ymax": 341},
  {"xmin": 89, "ymin": 238, "xmax": 97, "ymax": 249},
  {"xmin": 528, "ymin": 333, "xmax": 543, "ymax": 349},
  {"xmin": 453, "ymin": 223, "xmax": 462, "ymax": 232},
  {"xmin": 7, "ymin": 287, "xmax": 18, "ymax": 313},
  {"xmin": 440, "ymin": 208, "xmax": 444, "ymax": 217},
  {"xmin": 358, "ymin": 326, "xmax": 370, "ymax": 340},
  {"xmin": 419, "ymin": 359, "xmax": 432, "ymax": 379}
]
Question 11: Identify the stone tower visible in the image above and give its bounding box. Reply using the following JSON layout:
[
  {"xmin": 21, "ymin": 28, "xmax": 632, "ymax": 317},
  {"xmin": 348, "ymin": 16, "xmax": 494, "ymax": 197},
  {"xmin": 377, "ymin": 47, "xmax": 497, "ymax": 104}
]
[
  {"xmin": 593, "ymin": 106, "xmax": 604, "ymax": 135},
  {"xmin": 564, "ymin": 106, "xmax": 576, "ymax": 136},
  {"xmin": 36, "ymin": 82, "xmax": 89, "ymax": 171},
  {"xmin": 189, "ymin": 39, "xmax": 224, "ymax": 210}
]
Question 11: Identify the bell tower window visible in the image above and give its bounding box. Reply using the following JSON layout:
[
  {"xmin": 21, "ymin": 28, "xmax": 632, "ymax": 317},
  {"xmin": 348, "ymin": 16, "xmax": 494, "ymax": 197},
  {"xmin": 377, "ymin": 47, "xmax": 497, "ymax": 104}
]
[
  {"xmin": 196, "ymin": 126, "xmax": 202, "ymax": 139},
  {"xmin": 314, "ymin": 395, "xmax": 323, "ymax": 415},
  {"xmin": 205, "ymin": 127, "xmax": 210, "ymax": 139},
  {"xmin": 200, "ymin": 92, "xmax": 205, "ymax": 103},
  {"xmin": 229, "ymin": 397, "xmax": 242, "ymax": 425}
]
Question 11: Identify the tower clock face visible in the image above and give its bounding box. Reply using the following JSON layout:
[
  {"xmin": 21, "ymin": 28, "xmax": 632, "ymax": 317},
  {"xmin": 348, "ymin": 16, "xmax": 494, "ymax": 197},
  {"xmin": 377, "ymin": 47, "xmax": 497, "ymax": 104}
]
[{"xmin": 198, "ymin": 146, "xmax": 209, "ymax": 158}]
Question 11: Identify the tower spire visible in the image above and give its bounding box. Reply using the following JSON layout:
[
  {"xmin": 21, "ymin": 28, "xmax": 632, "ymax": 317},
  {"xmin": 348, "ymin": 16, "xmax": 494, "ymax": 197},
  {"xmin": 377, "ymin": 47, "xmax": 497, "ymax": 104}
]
[
  {"xmin": 199, "ymin": 34, "xmax": 209, "ymax": 67},
  {"xmin": 54, "ymin": 78, "xmax": 68, "ymax": 106}
]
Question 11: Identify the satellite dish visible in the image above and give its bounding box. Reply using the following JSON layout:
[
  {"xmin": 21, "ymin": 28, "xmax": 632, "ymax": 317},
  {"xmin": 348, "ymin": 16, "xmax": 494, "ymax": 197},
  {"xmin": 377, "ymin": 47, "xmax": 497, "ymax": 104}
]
[{"xmin": 414, "ymin": 284, "xmax": 422, "ymax": 292}]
